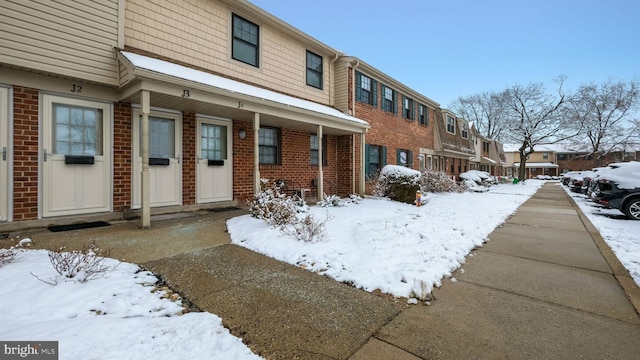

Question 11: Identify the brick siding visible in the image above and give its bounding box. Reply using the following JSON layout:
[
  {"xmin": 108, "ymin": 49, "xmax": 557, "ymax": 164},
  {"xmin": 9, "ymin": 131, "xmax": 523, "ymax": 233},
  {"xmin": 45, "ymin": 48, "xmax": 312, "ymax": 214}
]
[
  {"xmin": 113, "ymin": 103, "xmax": 132, "ymax": 211},
  {"xmin": 12, "ymin": 86, "xmax": 39, "ymax": 220}
]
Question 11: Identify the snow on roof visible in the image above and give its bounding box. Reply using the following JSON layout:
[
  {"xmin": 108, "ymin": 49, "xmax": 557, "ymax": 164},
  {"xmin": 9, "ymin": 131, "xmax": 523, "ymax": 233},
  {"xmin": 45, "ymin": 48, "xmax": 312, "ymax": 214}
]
[
  {"xmin": 481, "ymin": 156, "xmax": 496, "ymax": 164},
  {"xmin": 503, "ymin": 143, "xmax": 586, "ymax": 153},
  {"xmin": 513, "ymin": 162, "xmax": 559, "ymax": 168},
  {"xmin": 120, "ymin": 51, "xmax": 368, "ymax": 127}
]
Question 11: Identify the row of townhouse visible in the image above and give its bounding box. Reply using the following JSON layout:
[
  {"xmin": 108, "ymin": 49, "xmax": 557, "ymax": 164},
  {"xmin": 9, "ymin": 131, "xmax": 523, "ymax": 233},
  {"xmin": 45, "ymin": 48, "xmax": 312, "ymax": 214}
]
[
  {"xmin": 0, "ymin": 0, "xmax": 474, "ymax": 231},
  {"xmin": 502, "ymin": 144, "xmax": 639, "ymax": 179}
]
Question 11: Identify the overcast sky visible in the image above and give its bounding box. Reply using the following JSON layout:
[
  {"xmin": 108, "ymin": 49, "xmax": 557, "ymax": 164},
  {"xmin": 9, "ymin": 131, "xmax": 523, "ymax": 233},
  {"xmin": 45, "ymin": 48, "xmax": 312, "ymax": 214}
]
[{"xmin": 248, "ymin": 0, "xmax": 639, "ymax": 109}]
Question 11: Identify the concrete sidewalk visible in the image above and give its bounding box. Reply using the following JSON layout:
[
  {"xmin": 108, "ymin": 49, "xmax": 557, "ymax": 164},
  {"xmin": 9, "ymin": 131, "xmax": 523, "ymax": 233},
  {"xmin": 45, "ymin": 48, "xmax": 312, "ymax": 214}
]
[
  {"xmin": 355, "ymin": 182, "xmax": 640, "ymax": 359},
  {"xmin": 15, "ymin": 183, "xmax": 640, "ymax": 359}
]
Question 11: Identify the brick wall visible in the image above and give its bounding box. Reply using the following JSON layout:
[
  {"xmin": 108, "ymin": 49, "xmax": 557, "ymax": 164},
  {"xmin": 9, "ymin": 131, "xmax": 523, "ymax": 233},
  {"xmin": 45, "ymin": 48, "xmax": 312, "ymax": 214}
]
[
  {"xmin": 182, "ymin": 113, "xmax": 196, "ymax": 205},
  {"xmin": 232, "ymin": 124, "xmax": 351, "ymax": 202},
  {"xmin": 12, "ymin": 86, "xmax": 39, "ymax": 220},
  {"xmin": 350, "ymin": 70, "xmax": 434, "ymax": 172},
  {"xmin": 113, "ymin": 103, "xmax": 132, "ymax": 211}
]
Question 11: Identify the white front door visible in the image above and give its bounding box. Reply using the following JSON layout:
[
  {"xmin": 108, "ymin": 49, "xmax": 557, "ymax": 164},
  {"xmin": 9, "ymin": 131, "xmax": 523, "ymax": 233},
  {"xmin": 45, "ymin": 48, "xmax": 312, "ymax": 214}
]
[
  {"xmin": 41, "ymin": 95, "xmax": 112, "ymax": 217},
  {"xmin": 0, "ymin": 86, "xmax": 9, "ymax": 221},
  {"xmin": 132, "ymin": 109, "xmax": 182, "ymax": 209},
  {"xmin": 196, "ymin": 116, "xmax": 232, "ymax": 203}
]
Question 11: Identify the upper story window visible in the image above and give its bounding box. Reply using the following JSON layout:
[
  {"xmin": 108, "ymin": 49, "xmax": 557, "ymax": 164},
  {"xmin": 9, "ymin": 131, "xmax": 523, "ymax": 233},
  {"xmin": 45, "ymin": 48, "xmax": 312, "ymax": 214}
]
[
  {"xmin": 543, "ymin": 152, "xmax": 549, "ymax": 160},
  {"xmin": 232, "ymin": 14, "xmax": 259, "ymax": 67},
  {"xmin": 483, "ymin": 141, "xmax": 490, "ymax": 152},
  {"xmin": 461, "ymin": 122, "xmax": 469, "ymax": 139},
  {"xmin": 306, "ymin": 50, "xmax": 323, "ymax": 89},
  {"xmin": 258, "ymin": 127, "xmax": 279, "ymax": 164},
  {"xmin": 402, "ymin": 95, "xmax": 414, "ymax": 121},
  {"xmin": 418, "ymin": 104, "xmax": 429, "ymax": 125},
  {"xmin": 446, "ymin": 115, "xmax": 456, "ymax": 134},
  {"xmin": 557, "ymin": 153, "xmax": 567, "ymax": 161},
  {"xmin": 381, "ymin": 84, "xmax": 397, "ymax": 113},
  {"xmin": 355, "ymin": 71, "xmax": 377, "ymax": 106}
]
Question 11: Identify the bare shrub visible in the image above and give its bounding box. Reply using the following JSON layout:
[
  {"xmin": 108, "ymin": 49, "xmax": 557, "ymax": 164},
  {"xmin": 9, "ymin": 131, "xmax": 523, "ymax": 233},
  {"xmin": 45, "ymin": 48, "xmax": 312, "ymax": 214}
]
[
  {"xmin": 281, "ymin": 212, "xmax": 332, "ymax": 243},
  {"xmin": 41, "ymin": 242, "xmax": 114, "ymax": 284},
  {"xmin": 0, "ymin": 237, "xmax": 30, "ymax": 268},
  {"xmin": 368, "ymin": 170, "xmax": 389, "ymax": 198},
  {"xmin": 421, "ymin": 170, "xmax": 465, "ymax": 193}
]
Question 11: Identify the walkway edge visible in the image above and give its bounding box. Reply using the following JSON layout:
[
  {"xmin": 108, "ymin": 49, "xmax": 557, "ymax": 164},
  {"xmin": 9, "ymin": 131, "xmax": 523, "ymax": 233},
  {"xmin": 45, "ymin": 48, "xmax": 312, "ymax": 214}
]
[{"xmin": 566, "ymin": 189, "xmax": 640, "ymax": 315}]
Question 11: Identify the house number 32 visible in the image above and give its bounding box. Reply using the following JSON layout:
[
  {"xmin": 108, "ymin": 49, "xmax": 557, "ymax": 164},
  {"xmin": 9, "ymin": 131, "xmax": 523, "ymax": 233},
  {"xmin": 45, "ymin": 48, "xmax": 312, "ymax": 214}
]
[{"xmin": 71, "ymin": 84, "xmax": 83, "ymax": 93}]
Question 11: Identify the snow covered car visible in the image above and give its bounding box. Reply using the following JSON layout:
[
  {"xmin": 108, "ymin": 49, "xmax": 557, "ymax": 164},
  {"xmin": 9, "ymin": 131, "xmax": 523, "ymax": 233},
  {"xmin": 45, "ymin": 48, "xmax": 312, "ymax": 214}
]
[
  {"xmin": 562, "ymin": 171, "xmax": 582, "ymax": 185},
  {"xmin": 593, "ymin": 162, "xmax": 640, "ymax": 220}
]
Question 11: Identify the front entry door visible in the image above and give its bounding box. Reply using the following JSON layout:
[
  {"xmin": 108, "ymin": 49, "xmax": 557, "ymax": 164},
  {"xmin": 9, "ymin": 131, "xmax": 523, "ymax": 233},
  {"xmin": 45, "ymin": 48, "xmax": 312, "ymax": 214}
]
[
  {"xmin": 196, "ymin": 116, "xmax": 232, "ymax": 203},
  {"xmin": 41, "ymin": 95, "xmax": 112, "ymax": 217},
  {"xmin": 132, "ymin": 109, "xmax": 182, "ymax": 209},
  {"xmin": 0, "ymin": 86, "xmax": 9, "ymax": 221}
]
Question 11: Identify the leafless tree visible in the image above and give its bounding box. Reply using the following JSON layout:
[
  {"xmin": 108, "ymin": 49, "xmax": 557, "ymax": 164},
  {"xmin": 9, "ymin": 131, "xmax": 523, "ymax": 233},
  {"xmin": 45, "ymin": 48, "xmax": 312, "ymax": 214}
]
[
  {"xmin": 568, "ymin": 79, "xmax": 640, "ymax": 160},
  {"xmin": 450, "ymin": 91, "xmax": 507, "ymax": 140},
  {"xmin": 501, "ymin": 77, "xmax": 581, "ymax": 181}
]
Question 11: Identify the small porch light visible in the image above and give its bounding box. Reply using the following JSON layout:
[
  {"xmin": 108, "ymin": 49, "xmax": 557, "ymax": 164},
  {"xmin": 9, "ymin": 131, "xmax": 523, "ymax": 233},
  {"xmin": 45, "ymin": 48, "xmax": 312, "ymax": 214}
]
[{"xmin": 238, "ymin": 128, "xmax": 247, "ymax": 139}]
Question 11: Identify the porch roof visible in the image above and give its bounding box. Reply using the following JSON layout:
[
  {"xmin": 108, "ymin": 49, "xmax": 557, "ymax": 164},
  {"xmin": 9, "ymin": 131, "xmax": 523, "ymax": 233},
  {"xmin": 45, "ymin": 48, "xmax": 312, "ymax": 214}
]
[
  {"xmin": 116, "ymin": 51, "xmax": 369, "ymax": 135},
  {"xmin": 481, "ymin": 156, "xmax": 497, "ymax": 164}
]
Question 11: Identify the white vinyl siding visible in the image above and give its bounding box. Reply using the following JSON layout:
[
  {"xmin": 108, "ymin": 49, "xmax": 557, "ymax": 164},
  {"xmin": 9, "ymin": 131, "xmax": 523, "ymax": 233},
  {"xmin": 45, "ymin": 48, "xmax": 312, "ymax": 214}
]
[{"xmin": 0, "ymin": 0, "xmax": 119, "ymax": 85}]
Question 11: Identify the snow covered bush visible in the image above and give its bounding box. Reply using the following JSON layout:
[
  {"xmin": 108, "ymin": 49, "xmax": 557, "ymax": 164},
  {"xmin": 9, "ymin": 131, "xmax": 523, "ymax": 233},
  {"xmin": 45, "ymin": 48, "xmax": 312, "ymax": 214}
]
[
  {"xmin": 43, "ymin": 242, "xmax": 113, "ymax": 284},
  {"xmin": 248, "ymin": 178, "xmax": 329, "ymax": 242},
  {"xmin": 0, "ymin": 238, "xmax": 30, "ymax": 267},
  {"xmin": 248, "ymin": 178, "xmax": 299, "ymax": 226},
  {"xmin": 421, "ymin": 169, "xmax": 465, "ymax": 193},
  {"xmin": 317, "ymin": 194, "xmax": 343, "ymax": 207},
  {"xmin": 379, "ymin": 165, "xmax": 421, "ymax": 204},
  {"xmin": 0, "ymin": 247, "xmax": 20, "ymax": 267}
]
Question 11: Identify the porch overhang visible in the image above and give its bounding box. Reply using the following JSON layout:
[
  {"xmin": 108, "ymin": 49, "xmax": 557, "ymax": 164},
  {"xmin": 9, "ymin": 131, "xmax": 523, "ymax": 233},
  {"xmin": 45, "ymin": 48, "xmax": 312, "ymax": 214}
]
[
  {"xmin": 481, "ymin": 156, "xmax": 497, "ymax": 164},
  {"xmin": 115, "ymin": 51, "xmax": 369, "ymax": 135}
]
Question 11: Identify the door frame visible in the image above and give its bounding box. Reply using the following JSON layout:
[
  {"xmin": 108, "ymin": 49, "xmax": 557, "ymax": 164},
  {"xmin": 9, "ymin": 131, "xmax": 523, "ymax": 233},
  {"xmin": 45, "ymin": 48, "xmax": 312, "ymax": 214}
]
[
  {"xmin": 195, "ymin": 115, "xmax": 233, "ymax": 203},
  {"xmin": 131, "ymin": 107, "xmax": 183, "ymax": 209},
  {"xmin": 40, "ymin": 93, "xmax": 113, "ymax": 218},
  {"xmin": 0, "ymin": 85, "xmax": 12, "ymax": 221}
]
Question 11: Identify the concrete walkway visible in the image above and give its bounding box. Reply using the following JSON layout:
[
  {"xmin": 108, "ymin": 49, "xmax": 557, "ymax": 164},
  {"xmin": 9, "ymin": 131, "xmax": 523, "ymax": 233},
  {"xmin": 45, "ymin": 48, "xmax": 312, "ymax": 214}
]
[
  {"xmin": 354, "ymin": 182, "xmax": 640, "ymax": 359},
  {"xmin": 15, "ymin": 183, "xmax": 640, "ymax": 359}
]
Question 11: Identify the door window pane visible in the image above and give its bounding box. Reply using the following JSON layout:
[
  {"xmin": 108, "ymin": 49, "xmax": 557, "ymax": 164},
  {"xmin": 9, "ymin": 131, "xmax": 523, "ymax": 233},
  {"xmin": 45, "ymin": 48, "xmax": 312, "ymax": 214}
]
[
  {"xmin": 140, "ymin": 117, "xmax": 175, "ymax": 158},
  {"xmin": 201, "ymin": 123, "xmax": 227, "ymax": 160},
  {"xmin": 53, "ymin": 104, "xmax": 103, "ymax": 155}
]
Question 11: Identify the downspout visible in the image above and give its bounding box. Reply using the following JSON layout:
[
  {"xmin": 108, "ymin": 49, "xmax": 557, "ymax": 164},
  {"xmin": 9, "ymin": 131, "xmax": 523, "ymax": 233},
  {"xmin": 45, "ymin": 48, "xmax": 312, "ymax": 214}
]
[
  {"xmin": 329, "ymin": 53, "xmax": 340, "ymax": 107},
  {"xmin": 351, "ymin": 60, "xmax": 360, "ymax": 194}
]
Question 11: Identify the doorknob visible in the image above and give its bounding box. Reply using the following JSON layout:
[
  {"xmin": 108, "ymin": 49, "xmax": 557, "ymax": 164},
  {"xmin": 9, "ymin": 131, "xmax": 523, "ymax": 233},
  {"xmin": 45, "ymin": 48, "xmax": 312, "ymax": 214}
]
[{"xmin": 2, "ymin": 147, "xmax": 5, "ymax": 161}]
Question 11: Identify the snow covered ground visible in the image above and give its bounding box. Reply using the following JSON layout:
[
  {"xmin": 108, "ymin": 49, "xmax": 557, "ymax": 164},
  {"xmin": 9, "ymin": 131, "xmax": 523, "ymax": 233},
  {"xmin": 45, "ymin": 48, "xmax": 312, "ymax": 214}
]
[
  {"xmin": 564, "ymin": 186, "xmax": 640, "ymax": 286},
  {"xmin": 3, "ymin": 179, "xmax": 636, "ymax": 359},
  {"xmin": 229, "ymin": 180, "xmax": 546, "ymax": 300},
  {"xmin": 0, "ymin": 250, "xmax": 262, "ymax": 360}
]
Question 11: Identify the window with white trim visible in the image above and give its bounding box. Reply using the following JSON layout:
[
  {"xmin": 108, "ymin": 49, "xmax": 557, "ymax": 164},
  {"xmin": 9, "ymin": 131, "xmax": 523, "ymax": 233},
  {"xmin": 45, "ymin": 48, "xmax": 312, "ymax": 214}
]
[
  {"xmin": 306, "ymin": 50, "xmax": 323, "ymax": 89},
  {"xmin": 232, "ymin": 14, "xmax": 259, "ymax": 67},
  {"xmin": 461, "ymin": 122, "xmax": 469, "ymax": 139},
  {"xmin": 402, "ymin": 95, "xmax": 414, "ymax": 120},
  {"xmin": 310, "ymin": 134, "xmax": 328, "ymax": 166},
  {"xmin": 355, "ymin": 71, "xmax": 377, "ymax": 106},
  {"xmin": 446, "ymin": 115, "xmax": 456, "ymax": 134},
  {"xmin": 418, "ymin": 104, "xmax": 429, "ymax": 125},
  {"xmin": 381, "ymin": 84, "xmax": 397, "ymax": 113},
  {"xmin": 259, "ymin": 127, "xmax": 279, "ymax": 164}
]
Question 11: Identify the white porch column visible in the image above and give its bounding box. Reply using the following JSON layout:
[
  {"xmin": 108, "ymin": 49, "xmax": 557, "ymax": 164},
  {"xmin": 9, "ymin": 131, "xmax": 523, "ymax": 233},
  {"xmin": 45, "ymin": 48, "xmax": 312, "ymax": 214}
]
[
  {"xmin": 317, "ymin": 125, "xmax": 324, "ymax": 201},
  {"xmin": 360, "ymin": 131, "xmax": 366, "ymax": 196},
  {"xmin": 140, "ymin": 90, "xmax": 151, "ymax": 228},
  {"xmin": 253, "ymin": 113, "xmax": 261, "ymax": 195}
]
